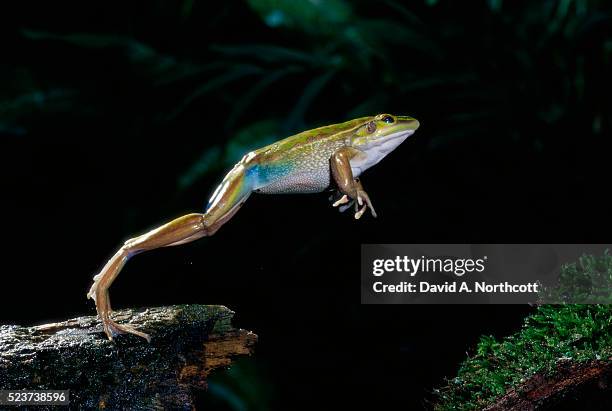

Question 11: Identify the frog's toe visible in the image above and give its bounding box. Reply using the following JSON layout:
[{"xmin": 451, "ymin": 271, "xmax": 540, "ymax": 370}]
[
  {"xmin": 332, "ymin": 194, "xmax": 350, "ymax": 207},
  {"xmin": 368, "ymin": 202, "xmax": 378, "ymax": 218},
  {"xmin": 101, "ymin": 316, "xmax": 151, "ymax": 342},
  {"xmin": 356, "ymin": 190, "xmax": 377, "ymax": 218},
  {"xmin": 354, "ymin": 204, "xmax": 367, "ymax": 219}
]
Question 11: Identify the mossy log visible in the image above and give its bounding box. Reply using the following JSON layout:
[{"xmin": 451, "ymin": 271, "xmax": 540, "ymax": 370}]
[
  {"xmin": 0, "ymin": 305, "xmax": 257, "ymax": 410},
  {"xmin": 484, "ymin": 360, "xmax": 612, "ymax": 410}
]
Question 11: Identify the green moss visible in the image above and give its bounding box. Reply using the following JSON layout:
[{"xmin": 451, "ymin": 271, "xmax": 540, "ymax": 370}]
[
  {"xmin": 434, "ymin": 253, "xmax": 612, "ymax": 410},
  {"xmin": 538, "ymin": 250, "xmax": 612, "ymax": 304}
]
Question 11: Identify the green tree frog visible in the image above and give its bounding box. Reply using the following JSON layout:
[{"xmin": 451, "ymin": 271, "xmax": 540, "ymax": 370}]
[{"xmin": 88, "ymin": 113, "xmax": 420, "ymax": 341}]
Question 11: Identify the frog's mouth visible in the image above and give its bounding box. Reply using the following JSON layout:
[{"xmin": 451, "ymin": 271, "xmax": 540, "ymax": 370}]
[{"xmin": 370, "ymin": 129, "xmax": 415, "ymax": 153}]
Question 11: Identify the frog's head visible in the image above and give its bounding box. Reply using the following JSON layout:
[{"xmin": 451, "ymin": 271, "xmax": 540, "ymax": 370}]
[
  {"xmin": 351, "ymin": 114, "xmax": 419, "ymax": 151},
  {"xmin": 347, "ymin": 114, "xmax": 419, "ymax": 176}
]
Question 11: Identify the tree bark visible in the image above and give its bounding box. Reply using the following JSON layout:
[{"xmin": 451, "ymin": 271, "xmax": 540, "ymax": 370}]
[
  {"xmin": 484, "ymin": 360, "xmax": 612, "ymax": 410},
  {"xmin": 0, "ymin": 305, "xmax": 257, "ymax": 410}
]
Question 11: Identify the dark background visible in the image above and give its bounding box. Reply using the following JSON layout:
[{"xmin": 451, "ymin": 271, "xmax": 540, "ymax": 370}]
[{"xmin": 0, "ymin": 0, "xmax": 610, "ymax": 409}]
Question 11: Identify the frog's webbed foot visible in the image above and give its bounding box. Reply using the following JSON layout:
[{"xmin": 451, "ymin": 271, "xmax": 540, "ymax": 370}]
[
  {"xmin": 89, "ymin": 265, "xmax": 151, "ymax": 342},
  {"xmin": 329, "ymin": 186, "xmax": 376, "ymax": 219},
  {"xmin": 349, "ymin": 178, "xmax": 377, "ymax": 219},
  {"xmin": 103, "ymin": 316, "xmax": 151, "ymax": 342}
]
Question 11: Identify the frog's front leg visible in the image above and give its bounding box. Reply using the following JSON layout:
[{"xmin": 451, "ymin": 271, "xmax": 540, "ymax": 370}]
[{"xmin": 330, "ymin": 147, "xmax": 377, "ymax": 219}]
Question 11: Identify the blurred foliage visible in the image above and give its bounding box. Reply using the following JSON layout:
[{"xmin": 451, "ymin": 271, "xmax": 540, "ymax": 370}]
[
  {"xmin": 197, "ymin": 359, "xmax": 273, "ymax": 411},
  {"xmin": 179, "ymin": 120, "xmax": 279, "ymax": 189},
  {"xmin": 247, "ymin": 0, "xmax": 352, "ymax": 34},
  {"xmin": 1, "ymin": 0, "xmax": 610, "ymax": 191},
  {"xmin": 539, "ymin": 250, "xmax": 612, "ymax": 303}
]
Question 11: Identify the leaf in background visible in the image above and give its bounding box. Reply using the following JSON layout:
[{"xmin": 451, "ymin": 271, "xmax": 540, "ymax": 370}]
[
  {"xmin": 0, "ymin": 124, "xmax": 27, "ymax": 136},
  {"xmin": 246, "ymin": 0, "xmax": 352, "ymax": 35},
  {"xmin": 178, "ymin": 120, "xmax": 279, "ymax": 190},
  {"xmin": 226, "ymin": 66, "xmax": 302, "ymax": 129},
  {"xmin": 211, "ymin": 43, "xmax": 319, "ymax": 65},
  {"xmin": 203, "ymin": 359, "xmax": 272, "ymax": 411},
  {"xmin": 487, "ymin": 0, "xmax": 503, "ymax": 13},
  {"xmin": 179, "ymin": 145, "xmax": 223, "ymax": 190},
  {"xmin": 0, "ymin": 89, "xmax": 77, "ymax": 117},
  {"xmin": 548, "ymin": 0, "xmax": 572, "ymax": 35},
  {"xmin": 153, "ymin": 61, "xmax": 226, "ymax": 87},
  {"xmin": 22, "ymin": 30, "xmax": 171, "ymax": 72},
  {"xmin": 22, "ymin": 29, "xmax": 125, "ymax": 48},
  {"xmin": 224, "ymin": 119, "xmax": 279, "ymax": 165},
  {"xmin": 0, "ymin": 89, "xmax": 78, "ymax": 135},
  {"xmin": 347, "ymin": 93, "xmax": 389, "ymax": 119},
  {"xmin": 22, "ymin": 29, "xmax": 207, "ymax": 87},
  {"xmin": 354, "ymin": 19, "xmax": 444, "ymax": 60},
  {"xmin": 167, "ymin": 64, "xmax": 264, "ymax": 120},
  {"xmin": 181, "ymin": 0, "xmax": 195, "ymax": 19},
  {"xmin": 284, "ymin": 70, "xmax": 336, "ymax": 132},
  {"xmin": 399, "ymin": 73, "xmax": 478, "ymax": 93},
  {"xmin": 383, "ymin": 0, "xmax": 427, "ymax": 28},
  {"xmin": 538, "ymin": 103, "xmax": 565, "ymax": 124}
]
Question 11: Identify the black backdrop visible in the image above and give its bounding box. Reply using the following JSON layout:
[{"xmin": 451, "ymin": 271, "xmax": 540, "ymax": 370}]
[{"xmin": 1, "ymin": 1, "xmax": 610, "ymax": 409}]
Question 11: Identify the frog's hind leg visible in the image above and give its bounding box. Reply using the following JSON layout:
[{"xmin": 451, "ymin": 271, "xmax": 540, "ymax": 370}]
[{"xmin": 87, "ymin": 163, "xmax": 254, "ymax": 341}]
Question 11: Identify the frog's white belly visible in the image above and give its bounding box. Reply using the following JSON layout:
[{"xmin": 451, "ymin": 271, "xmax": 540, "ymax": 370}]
[{"xmin": 256, "ymin": 168, "xmax": 330, "ymax": 194}]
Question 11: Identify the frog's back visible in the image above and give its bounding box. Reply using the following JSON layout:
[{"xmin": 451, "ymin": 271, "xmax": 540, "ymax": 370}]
[{"xmin": 250, "ymin": 117, "xmax": 370, "ymax": 194}]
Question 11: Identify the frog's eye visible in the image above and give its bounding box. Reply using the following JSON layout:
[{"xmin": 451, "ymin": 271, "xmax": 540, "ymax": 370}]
[
  {"xmin": 382, "ymin": 116, "xmax": 394, "ymax": 124},
  {"xmin": 366, "ymin": 121, "xmax": 377, "ymax": 133}
]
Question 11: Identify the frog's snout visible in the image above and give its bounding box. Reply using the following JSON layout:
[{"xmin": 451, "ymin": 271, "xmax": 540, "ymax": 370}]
[{"xmin": 404, "ymin": 118, "xmax": 419, "ymax": 132}]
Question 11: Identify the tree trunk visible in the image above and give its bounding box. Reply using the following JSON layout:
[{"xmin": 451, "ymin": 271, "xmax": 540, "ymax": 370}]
[{"xmin": 0, "ymin": 305, "xmax": 257, "ymax": 410}]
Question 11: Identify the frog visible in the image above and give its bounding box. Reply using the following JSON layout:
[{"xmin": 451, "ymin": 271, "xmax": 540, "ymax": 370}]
[{"xmin": 88, "ymin": 113, "xmax": 420, "ymax": 341}]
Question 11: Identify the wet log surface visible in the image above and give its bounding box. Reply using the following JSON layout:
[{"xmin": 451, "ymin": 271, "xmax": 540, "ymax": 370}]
[
  {"xmin": 484, "ymin": 360, "xmax": 612, "ymax": 410},
  {"xmin": 0, "ymin": 305, "xmax": 257, "ymax": 410}
]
